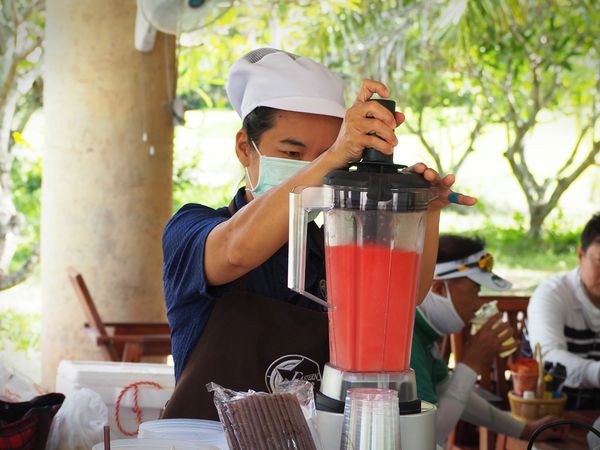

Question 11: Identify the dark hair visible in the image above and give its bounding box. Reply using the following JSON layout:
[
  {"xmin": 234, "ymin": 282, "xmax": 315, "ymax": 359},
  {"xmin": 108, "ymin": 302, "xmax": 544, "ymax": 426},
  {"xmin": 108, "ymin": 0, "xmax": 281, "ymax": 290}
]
[
  {"xmin": 581, "ymin": 213, "xmax": 600, "ymax": 252},
  {"xmin": 242, "ymin": 106, "xmax": 279, "ymax": 144},
  {"xmin": 437, "ymin": 234, "xmax": 485, "ymax": 263}
]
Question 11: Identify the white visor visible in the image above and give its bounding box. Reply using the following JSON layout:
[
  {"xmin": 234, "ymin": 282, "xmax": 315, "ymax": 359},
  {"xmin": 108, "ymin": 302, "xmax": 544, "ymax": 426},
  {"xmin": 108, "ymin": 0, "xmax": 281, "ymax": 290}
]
[{"xmin": 434, "ymin": 249, "xmax": 512, "ymax": 291}]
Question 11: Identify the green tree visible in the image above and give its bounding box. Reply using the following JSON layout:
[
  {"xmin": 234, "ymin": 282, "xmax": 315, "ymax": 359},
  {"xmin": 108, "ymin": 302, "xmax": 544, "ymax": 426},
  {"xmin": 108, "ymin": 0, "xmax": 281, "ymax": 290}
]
[
  {"xmin": 178, "ymin": 0, "xmax": 598, "ymax": 237},
  {"xmin": 0, "ymin": 0, "xmax": 44, "ymax": 290},
  {"xmin": 318, "ymin": 0, "xmax": 598, "ymax": 239},
  {"xmin": 452, "ymin": 0, "xmax": 599, "ymax": 237},
  {"xmin": 305, "ymin": 0, "xmax": 489, "ymax": 176}
]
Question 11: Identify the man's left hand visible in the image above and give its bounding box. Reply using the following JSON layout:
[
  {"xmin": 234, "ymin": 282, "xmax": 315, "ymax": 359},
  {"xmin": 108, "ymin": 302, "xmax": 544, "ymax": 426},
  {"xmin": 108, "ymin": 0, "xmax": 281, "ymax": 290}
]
[{"xmin": 403, "ymin": 163, "xmax": 477, "ymax": 211}]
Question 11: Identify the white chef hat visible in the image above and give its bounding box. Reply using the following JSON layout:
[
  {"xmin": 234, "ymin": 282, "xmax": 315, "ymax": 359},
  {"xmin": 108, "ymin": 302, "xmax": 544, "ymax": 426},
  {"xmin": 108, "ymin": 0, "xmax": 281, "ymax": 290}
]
[{"xmin": 226, "ymin": 48, "xmax": 346, "ymax": 121}]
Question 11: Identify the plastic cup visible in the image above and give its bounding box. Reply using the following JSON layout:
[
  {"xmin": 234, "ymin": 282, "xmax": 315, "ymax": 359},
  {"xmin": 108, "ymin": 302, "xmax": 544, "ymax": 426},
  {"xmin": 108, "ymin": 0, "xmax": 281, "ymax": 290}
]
[
  {"xmin": 91, "ymin": 439, "xmax": 219, "ymax": 450},
  {"xmin": 511, "ymin": 371, "xmax": 539, "ymax": 396},
  {"xmin": 340, "ymin": 388, "xmax": 401, "ymax": 450},
  {"xmin": 470, "ymin": 300, "xmax": 517, "ymax": 357},
  {"xmin": 137, "ymin": 419, "xmax": 228, "ymax": 449}
]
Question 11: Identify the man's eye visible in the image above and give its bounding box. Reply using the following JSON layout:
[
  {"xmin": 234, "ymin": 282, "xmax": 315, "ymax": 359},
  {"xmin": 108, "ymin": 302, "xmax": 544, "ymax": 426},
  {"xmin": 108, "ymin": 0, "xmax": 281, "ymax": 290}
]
[{"xmin": 281, "ymin": 151, "xmax": 301, "ymax": 158}]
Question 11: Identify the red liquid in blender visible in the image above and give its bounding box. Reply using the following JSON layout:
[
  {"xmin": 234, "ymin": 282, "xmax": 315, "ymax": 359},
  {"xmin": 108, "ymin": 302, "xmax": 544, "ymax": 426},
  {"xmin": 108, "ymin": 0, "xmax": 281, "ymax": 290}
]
[{"xmin": 325, "ymin": 244, "xmax": 420, "ymax": 372}]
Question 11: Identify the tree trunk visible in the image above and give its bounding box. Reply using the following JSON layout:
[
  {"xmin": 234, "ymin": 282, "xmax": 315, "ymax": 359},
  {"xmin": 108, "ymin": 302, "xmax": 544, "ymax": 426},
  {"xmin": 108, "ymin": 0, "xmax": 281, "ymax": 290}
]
[
  {"xmin": 0, "ymin": 86, "xmax": 22, "ymax": 276},
  {"xmin": 527, "ymin": 203, "xmax": 548, "ymax": 240}
]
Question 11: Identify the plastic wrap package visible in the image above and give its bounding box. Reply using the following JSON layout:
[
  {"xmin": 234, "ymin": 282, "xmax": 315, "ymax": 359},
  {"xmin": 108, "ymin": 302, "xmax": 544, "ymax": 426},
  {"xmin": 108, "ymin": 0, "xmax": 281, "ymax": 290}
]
[
  {"xmin": 0, "ymin": 357, "xmax": 45, "ymax": 401},
  {"xmin": 45, "ymin": 388, "xmax": 108, "ymax": 450},
  {"xmin": 207, "ymin": 380, "xmax": 323, "ymax": 450}
]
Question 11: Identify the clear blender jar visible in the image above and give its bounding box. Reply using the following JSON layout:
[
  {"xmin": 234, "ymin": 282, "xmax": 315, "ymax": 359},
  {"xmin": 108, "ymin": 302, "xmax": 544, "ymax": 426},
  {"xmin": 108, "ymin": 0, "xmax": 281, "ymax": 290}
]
[{"xmin": 288, "ymin": 99, "xmax": 436, "ymax": 416}]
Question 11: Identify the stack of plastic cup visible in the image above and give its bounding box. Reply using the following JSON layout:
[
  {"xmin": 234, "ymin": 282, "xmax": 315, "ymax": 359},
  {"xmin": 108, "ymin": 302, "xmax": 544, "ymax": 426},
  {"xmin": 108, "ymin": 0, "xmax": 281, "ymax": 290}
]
[{"xmin": 340, "ymin": 388, "xmax": 401, "ymax": 450}]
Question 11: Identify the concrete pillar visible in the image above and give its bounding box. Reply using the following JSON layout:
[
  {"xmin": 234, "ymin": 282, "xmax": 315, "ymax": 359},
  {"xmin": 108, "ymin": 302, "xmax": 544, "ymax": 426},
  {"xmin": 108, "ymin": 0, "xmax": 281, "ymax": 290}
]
[{"xmin": 42, "ymin": 0, "xmax": 175, "ymax": 388}]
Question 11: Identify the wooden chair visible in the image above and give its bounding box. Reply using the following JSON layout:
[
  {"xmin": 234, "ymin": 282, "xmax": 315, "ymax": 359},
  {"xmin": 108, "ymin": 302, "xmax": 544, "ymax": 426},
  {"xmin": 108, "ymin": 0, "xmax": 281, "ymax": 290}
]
[
  {"xmin": 447, "ymin": 295, "xmax": 530, "ymax": 450},
  {"xmin": 68, "ymin": 267, "xmax": 172, "ymax": 362}
]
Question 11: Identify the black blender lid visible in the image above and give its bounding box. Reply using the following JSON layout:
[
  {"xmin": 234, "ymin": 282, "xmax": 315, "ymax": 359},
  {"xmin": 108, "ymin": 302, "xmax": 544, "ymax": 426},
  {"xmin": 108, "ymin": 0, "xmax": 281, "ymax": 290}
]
[{"xmin": 324, "ymin": 98, "xmax": 432, "ymax": 203}]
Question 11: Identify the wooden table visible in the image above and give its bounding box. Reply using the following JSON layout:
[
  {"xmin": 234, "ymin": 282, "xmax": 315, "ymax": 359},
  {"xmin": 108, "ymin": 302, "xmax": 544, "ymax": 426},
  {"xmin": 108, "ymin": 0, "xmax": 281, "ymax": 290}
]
[{"xmin": 500, "ymin": 410, "xmax": 599, "ymax": 450}]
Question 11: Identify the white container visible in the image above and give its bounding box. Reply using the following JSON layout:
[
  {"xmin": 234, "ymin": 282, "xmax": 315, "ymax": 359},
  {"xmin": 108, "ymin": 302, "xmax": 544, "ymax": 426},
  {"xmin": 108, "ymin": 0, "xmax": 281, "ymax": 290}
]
[
  {"xmin": 92, "ymin": 438, "xmax": 219, "ymax": 450},
  {"xmin": 56, "ymin": 360, "xmax": 175, "ymax": 438},
  {"xmin": 138, "ymin": 419, "xmax": 229, "ymax": 450}
]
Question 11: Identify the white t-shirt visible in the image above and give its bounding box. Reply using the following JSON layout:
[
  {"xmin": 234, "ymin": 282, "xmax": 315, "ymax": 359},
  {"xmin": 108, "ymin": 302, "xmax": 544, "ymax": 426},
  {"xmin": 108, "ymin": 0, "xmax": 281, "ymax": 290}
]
[{"xmin": 527, "ymin": 268, "xmax": 600, "ymax": 388}]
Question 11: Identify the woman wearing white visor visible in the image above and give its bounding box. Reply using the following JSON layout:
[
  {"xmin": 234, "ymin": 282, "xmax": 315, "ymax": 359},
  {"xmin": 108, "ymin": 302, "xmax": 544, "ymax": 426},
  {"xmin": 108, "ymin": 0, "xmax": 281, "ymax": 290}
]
[{"xmin": 411, "ymin": 235, "xmax": 565, "ymax": 446}]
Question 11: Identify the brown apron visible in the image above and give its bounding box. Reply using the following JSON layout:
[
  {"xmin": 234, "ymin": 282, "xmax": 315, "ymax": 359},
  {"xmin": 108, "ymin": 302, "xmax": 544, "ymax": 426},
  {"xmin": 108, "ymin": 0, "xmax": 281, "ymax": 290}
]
[{"xmin": 163, "ymin": 204, "xmax": 329, "ymax": 420}]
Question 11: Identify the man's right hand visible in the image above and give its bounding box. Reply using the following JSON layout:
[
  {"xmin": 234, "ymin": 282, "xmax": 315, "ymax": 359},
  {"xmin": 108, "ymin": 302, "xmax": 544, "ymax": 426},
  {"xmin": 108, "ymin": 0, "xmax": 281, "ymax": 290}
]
[
  {"xmin": 325, "ymin": 79, "xmax": 403, "ymax": 168},
  {"xmin": 461, "ymin": 313, "xmax": 520, "ymax": 375}
]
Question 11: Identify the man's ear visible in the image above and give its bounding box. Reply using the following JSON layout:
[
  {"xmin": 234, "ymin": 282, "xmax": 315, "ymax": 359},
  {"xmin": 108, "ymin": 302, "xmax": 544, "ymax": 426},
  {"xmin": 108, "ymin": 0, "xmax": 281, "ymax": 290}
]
[
  {"xmin": 235, "ymin": 129, "xmax": 252, "ymax": 167},
  {"xmin": 577, "ymin": 246, "xmax": 585, "ymax": 263}
]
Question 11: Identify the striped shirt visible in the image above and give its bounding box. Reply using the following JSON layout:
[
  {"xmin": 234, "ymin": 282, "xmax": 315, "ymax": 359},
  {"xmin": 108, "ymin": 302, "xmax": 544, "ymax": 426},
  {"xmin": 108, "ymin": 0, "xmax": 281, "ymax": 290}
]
[
  {"xmin": 564, "ymin": 325, "xmax": 600, "ymax": 360},
  {"xmin": 527, "ymin": 268, "xmax": 600, "ymax": 390}
]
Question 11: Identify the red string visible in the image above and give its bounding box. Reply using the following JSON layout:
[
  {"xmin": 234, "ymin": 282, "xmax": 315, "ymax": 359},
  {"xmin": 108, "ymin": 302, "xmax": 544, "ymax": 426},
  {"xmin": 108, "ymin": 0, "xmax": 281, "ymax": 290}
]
[{"xmin": 114, "ymin": 380, "xmax": 162, "ymax": 436}]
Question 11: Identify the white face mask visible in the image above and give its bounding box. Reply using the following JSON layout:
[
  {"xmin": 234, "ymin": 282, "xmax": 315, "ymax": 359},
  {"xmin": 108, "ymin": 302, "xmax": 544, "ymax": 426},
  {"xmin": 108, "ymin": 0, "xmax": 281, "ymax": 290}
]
[{"xmin": 418, "ymin": 283, "xmax": 465, "ymax": 335}]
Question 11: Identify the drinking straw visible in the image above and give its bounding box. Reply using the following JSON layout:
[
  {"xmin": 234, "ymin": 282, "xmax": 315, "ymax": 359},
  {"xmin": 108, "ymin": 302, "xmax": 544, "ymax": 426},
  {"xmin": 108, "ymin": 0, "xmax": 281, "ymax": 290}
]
[
  {"xmin": 103, "ymin": 425, "xmax": 110, "ymax": 450},
  {"xmin": 534, "ymin": 343, "xmax": 545, "ymax": 399}
]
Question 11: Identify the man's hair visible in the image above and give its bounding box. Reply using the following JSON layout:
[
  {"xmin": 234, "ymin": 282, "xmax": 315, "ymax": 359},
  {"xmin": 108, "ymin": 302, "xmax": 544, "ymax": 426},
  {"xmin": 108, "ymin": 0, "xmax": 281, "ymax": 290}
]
[
  {"xmin": 581, "ymin": 213, "xmax": 600, "ymax": 252},
  {"xmin": 242, "ymin": 106, "xmax": 279, "ymax": 144},
  {"xmin": 437, "ymin": 234, "xmax": 485, "ymax": 263}
]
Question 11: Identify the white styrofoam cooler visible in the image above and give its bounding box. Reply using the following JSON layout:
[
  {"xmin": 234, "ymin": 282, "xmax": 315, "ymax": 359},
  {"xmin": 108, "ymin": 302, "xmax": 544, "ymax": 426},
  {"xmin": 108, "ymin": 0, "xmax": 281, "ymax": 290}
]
[{"xmin": 56, "ymin": 360, "xmax": 175, "ymax": 438}]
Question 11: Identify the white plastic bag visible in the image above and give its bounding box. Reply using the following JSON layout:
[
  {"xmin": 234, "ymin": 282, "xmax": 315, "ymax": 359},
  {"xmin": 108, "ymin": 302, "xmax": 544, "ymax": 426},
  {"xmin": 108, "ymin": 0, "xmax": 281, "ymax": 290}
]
[
  {"xmin": 45, "ymin": 388, "xmax": 108, "ymax": 450},
  {"xmin": 0, "ymin": 356, "xmax": 45, "ymax": 401}
]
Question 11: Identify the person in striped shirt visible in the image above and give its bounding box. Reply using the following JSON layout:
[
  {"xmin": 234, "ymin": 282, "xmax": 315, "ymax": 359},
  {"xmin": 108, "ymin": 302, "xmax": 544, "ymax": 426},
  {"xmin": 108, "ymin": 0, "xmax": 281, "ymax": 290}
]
[{"xmin": 527, "ymin": 212, "xmax": 600, "ymax": 410}]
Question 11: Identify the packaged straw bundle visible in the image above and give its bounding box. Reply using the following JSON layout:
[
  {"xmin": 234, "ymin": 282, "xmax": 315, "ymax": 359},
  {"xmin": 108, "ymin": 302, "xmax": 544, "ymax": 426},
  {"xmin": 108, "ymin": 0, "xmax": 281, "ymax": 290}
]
[{"xmin": 208, "ymin": 382, "xmax": 320, "ymax": 450}]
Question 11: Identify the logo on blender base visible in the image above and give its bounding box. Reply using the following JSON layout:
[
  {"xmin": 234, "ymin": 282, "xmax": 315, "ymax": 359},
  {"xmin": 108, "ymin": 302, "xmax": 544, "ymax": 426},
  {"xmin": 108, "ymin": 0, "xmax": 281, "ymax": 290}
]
[{"xmin": 265, "ymin": 354, "xmax": 322, "ymax": 393}]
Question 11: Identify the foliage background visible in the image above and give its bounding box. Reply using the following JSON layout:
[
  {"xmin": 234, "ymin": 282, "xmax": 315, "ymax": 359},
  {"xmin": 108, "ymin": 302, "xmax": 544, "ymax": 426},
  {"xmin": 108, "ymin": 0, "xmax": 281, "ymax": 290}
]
[{"xmin": 0, "ymin": 0, "xmax": 598, "ymax": 379}]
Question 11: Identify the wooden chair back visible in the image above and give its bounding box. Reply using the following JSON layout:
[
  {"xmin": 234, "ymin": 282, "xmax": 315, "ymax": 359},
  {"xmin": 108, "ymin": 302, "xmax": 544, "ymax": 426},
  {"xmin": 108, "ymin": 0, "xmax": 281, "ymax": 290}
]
[{"xmin": 68, "ymin": 266, "xmax": 120, "ymax": 361}]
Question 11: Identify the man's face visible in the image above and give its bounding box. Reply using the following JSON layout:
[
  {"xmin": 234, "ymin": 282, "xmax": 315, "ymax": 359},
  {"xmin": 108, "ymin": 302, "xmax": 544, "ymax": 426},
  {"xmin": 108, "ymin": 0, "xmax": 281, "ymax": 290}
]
[
  {"xmin": 579, "ymin": 240, "xmax": 600, "ymax": 304},
  {"xmin": 242, "ymin": 110, "xmax": 342, "ymax": 191},
  {"xmin": 445, "ymin": 277, "xmax": 482, "ymax": 323}
]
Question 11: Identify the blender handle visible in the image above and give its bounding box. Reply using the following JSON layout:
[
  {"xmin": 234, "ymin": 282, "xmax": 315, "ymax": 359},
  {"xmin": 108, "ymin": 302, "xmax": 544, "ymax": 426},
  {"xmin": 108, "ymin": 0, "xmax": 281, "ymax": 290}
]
[{"xmin": 288, "ymin": 186, "xmax": 333, "ymax": 308}]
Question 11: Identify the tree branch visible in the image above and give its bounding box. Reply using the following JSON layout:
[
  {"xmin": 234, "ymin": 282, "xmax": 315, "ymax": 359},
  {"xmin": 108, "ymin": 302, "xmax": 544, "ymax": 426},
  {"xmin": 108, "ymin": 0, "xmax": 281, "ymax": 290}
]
[
  {"xmin": 9, "ymin": 0, "xmax": 19, "ymax": 47},
  {"xmin": 557, "ymin": 111, "xmax": 600, "ymax": 178},
  {"xmin": 545, "ymin": 139, "xmax": 599, "ymax": 215},
  {"xmin": 452, "ymin": 112, "xmax": 486, "ymax": 174},
  {"xmin": 404, "ymin": 108, "xmax": 443, "ymax": 173},
  {"xmin": 14, "ymin": 84, "xmax": 41, "ymax": 132},
  {"xmin": 21, "ymin": 0, "xmax": 44, "ymax": 24},
  {"xmin": 506, "ymin": 12, "xmax": 531, "ymax": 55},
  {"xmin": 15, "ymin": 35, "xmax": 42, "ymax": 62},
  {"xmin": 0, "ymin": 242, "xmax": 39, "ymax": 291}
]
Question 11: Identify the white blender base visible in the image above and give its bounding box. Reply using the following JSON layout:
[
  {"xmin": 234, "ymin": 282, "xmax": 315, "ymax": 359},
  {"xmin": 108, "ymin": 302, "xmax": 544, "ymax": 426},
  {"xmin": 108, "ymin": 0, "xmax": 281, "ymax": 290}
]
[{"xmin": 316, "ymin": 401, "xmax": 438, "ymax": 450}]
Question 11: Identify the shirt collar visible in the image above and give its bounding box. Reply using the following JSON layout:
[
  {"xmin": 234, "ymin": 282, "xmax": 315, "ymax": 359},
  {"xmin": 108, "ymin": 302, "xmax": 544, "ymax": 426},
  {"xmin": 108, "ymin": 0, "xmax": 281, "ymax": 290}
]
[
  {"xmin": 415, "ymin": 308, "xmax": 442, "ymax": 344},
  {"xmin": 229, "ymin": 187, "xmax": 248, "ymax": 216},
  {"xmin": 575, "ymin": 268, "xmax": 600, "ymax": 316}
]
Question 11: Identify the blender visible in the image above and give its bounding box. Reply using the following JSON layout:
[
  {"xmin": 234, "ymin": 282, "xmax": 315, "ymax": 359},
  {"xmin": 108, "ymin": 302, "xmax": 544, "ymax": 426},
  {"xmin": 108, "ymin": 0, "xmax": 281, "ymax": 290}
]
[{"xmin": 288, "ymin": 99, "xmax": 437, "ymax": 449}]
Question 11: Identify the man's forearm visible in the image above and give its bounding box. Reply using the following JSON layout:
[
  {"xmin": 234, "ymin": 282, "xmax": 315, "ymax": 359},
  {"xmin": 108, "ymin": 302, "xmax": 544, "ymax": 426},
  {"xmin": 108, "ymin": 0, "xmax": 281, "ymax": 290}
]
[{"xmin": 418, "ymin": 210, "xmax": 440, "ymax": 304}]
